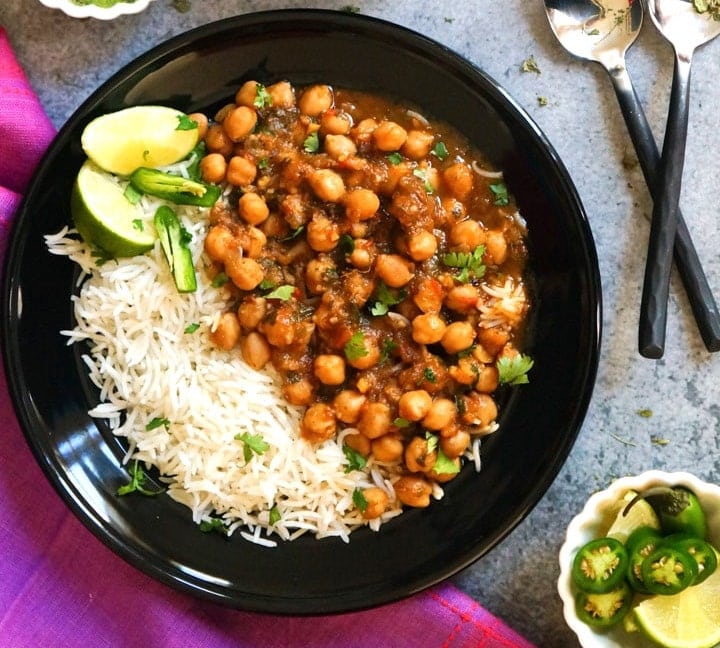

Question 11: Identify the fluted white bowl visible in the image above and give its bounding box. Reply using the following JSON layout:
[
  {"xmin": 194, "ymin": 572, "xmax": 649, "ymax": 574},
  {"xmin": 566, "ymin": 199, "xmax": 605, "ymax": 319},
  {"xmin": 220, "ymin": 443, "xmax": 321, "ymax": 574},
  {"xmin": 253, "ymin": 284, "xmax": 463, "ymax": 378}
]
[{"xmin": 37, "ymin": 0, "xmax": 154, "ymax": 20}]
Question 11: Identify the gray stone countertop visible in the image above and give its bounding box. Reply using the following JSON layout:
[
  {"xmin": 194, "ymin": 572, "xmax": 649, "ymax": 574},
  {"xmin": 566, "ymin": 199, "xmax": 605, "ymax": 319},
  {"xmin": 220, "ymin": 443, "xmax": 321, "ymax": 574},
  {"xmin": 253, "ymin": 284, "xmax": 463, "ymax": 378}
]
[{"xmin": 3, "ymin": 1, "xmax": 720, "ymax": 645}]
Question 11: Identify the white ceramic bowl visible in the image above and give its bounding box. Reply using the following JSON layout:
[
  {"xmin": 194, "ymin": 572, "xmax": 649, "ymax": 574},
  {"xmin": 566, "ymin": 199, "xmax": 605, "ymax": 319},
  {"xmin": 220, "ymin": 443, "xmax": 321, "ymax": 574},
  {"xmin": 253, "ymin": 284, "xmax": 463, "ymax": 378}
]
[
  {"xmin": 37, "ymin": 0, "xmax": 154, "ymax": 20},
  {"xmin": 558, "ymin": 471, "xmax": 720, "ymax": 648}
]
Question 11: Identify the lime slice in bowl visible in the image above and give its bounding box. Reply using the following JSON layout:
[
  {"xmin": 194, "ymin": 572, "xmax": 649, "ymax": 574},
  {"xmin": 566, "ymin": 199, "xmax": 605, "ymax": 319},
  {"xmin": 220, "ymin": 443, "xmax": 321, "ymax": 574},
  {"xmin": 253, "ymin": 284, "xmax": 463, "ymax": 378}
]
[
  {"xmin": 605, "ymin": 489, "xmax": 661, "ymax": 545},
  {"xmin": 71, "ymin": 160, "xmax": 155, "ymax": 257},
  {"xmin": 633, "ymin": 565, "xmax": 720, "ymax": 648},
  {"xmin": 81, "ymin": 105, "xmax": 199, "ymax": 176}
]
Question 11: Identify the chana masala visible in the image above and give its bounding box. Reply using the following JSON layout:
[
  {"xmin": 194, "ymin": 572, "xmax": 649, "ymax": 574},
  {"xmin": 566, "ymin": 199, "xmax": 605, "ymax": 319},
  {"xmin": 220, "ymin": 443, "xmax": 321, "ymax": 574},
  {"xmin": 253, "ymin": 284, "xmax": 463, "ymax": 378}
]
[{"xmin": 190, "ymin": 80, "xmax": 531, "ymax": 516}]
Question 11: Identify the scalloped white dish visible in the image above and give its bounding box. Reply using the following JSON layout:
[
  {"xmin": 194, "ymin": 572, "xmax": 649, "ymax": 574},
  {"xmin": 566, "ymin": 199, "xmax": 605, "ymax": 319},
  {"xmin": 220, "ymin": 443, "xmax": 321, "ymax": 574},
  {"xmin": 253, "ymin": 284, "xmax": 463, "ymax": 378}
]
[
  {"xmin": 37, "ymin": 0, "xmax": 154, "ymax": 20},
  {"xmin": 558, "ymin": 471, "xmax": 720, "ymax": 648}
]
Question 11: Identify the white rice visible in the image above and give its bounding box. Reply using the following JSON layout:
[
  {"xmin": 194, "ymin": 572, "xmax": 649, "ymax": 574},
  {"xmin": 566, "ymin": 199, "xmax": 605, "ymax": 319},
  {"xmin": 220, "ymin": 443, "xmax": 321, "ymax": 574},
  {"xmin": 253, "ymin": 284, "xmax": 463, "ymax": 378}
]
[{"xmin": 46, "ymin": 195, "xmax": 422, "ymax": 546}]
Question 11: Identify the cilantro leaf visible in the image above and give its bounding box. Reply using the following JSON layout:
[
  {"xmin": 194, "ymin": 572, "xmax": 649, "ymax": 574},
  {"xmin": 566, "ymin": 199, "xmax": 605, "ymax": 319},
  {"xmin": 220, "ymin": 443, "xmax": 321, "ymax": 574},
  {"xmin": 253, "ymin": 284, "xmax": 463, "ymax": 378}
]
[
  {"xmin": 146, "ymin": 417, "xmax": 170, "ymax": 431},
  {"xmin": 343, "ymin": 444, "xmax": 367, "ymax": 473},
  {"xmin": 369, "ymin": 281, "xmax": 406, "ymax": 316},
  {"xmin": 353, "ymin": 488, "xmax": 368, "ymax": 513},
  {"xmin": 253, "ymin": 83, "xmax": 273, "ymax": 109},
  {"xmin": 380, "ymin": 339, "xmax": 398, "ymax": 363},
  {"xmin": 199, "ymin": 517, "xmax": 229, "ymax": 535},
  {"xmin": 117, "ymin": 460, "xmax": 166, "ymax": 497},
  {"xmin": 176, "ymin": 114, "xmax": 199, "ymax": 131},
  {"xmin": 339, "ymin": 234, "xmax": 355, "ymax": 255},
  {"xmin": 184, "ymin": 323, "xmax": 200, "ymax": 334},
  {"xmin": 303, "ymin": 132, "xmax": 320, "ymax": 153},
  {"xmin": 386, "ymin": 152, "xmax": 403, "ymax": 165},
  {"xmin": 497, "ymin": 354, "xmax": 534, "ymax": 385},
  {"xmin": 393, "ymin": 417, "xmax": 411, "ymax": 428},
  {"xmin": 344, "ymin": 331, "xmax": 369, "ymax": 361},
  {"xmin": 264, "ymin": 284, "xmax": 295, "ymax": 301},
  {"xmin": 433, "ymin": 449, "xmax": 461, "ymax": 475},
  {"xmin": 489, "ymin": 182, "xmax": 509, "ymax": 206},
  {"xmin": 413, "ymin": 167, "xmax": 434, "ymax": 194},
  {"xmin": 269, "ymin": 505, "xmax": 281, "ymax": 525},
  {"xmin": 425, "ymin": 432, "xmax": 439, "ymax": 454},
  {"xmin": 235, "ymin": 431, "xmax": 270, "ymax": 463},
  {"xmin": 442, "ymin": 245, "xmax": 486, "ymax": 283},
  {"xmin": 423, "ymin": 367, "xmax": 437, "ymax": 383},
  {"xmin": 211, "ymin": 272, "xmax": 229, "ymax": 288},
  {"xmin": 432, "ymin": 141, "xmax": 449, "ymax": 161}
]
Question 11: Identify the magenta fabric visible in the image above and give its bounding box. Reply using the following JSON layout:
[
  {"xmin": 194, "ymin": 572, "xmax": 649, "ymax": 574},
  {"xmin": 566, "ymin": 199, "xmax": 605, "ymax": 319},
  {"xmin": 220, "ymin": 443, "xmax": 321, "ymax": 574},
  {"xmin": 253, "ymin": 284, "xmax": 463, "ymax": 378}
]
[{"xmin": 0, "ymin": 26, "xmax": 535, "ymax": 648}]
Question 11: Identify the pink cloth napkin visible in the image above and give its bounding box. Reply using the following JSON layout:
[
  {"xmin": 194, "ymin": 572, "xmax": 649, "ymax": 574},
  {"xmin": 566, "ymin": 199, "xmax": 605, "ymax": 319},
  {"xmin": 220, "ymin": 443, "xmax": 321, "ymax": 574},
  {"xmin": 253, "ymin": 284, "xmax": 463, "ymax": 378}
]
[{"xmin": 0, "ymin": 27, "xmax": 535, "ymax": 648}]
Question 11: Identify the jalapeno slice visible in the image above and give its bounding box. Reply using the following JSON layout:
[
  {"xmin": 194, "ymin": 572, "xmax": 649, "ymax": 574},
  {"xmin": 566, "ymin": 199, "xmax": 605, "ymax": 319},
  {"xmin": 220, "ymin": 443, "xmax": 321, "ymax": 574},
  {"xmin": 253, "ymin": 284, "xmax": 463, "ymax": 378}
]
[
  {"xmin": 575, "ymin": 581, "xmax": 632, "ymax": 628},
  {"xmin": 572, "ymin": 537, "xmax": 629, "ymax": 593},
  {"xmin": 662, "ymin": 534, "xmax": 718, "ymax": 585},
  {"xmin": 626, "ymin": 486, "xmax": 707, "ymax": 539},
  {"xmin": 626, "ymin": 527, "xmax": 663, "ymax": 594},
  {"xmin": 640, "ymin": 545, "xmax": 698, "ymax": 595}
]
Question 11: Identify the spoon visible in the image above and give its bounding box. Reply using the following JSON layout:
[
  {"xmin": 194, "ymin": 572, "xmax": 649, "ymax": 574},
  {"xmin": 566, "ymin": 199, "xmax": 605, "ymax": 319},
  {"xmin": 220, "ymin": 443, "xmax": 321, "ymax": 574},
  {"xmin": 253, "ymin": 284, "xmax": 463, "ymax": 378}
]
[
  {"xmin": 544, "ymin": 0, "xmax": 720, "ymax": 353},
  {"xmin": 639, "ymin": 0, "xmax": 720, "ymax": 358}
]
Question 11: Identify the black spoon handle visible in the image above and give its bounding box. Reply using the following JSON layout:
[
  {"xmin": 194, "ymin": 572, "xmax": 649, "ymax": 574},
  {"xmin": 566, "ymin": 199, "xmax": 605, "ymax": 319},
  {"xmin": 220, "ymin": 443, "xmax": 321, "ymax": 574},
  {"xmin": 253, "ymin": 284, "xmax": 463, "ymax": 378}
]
[
  {"xmin": 639, "ymin": 53, "xmax": 694, "ymax": 359},
  {"xmin": 610, "ymin": 65, "xmax": 720, "ymax": 353}
]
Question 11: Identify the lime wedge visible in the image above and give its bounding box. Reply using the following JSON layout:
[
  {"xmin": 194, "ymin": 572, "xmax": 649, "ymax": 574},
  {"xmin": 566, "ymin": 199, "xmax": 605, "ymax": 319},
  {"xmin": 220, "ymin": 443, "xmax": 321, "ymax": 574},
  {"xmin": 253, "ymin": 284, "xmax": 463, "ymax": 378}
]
[
  {"xmin": 606, "ymin": 489, "xmax": 661, "ymax": 544},
  {"xmin": 71, "ymin": 161, "xmax": 155, "ymax": 257},
  {"xmin": 81, "ymin": 105, "xmax": 199, "ymax": 176},
  {"xmin": 633, "ymin": 565, "xmax": 720, "ymax": 648}
]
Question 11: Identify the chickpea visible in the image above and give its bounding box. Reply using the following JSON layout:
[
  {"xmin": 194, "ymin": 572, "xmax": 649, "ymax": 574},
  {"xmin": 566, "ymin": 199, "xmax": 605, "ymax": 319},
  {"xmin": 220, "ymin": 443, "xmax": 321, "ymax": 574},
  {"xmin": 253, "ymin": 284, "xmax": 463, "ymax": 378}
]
[
  {"xmin": 398, "ymin": 389, "xmax": 433, "ymax": 422},
  {"xmin": 474, "ymin": 364, "xmax": 499, "ymax": 393},
  {"xmin": 199, "ymin": 152, "xmax": 227, "ymax": 184},
  {"xmin": 372, "ymin": 120, "xmax": 408, "ymax": 152},
  {"xmin": 449, "ymin": 356, "xmax": 481, "ymax": 386},
  {"xmin": 223, "ymin": 105, "xmax": 258, "ymax": 142},
  {"xmin": 394, "ymin": 475, "xmax": 432, "ymax": 508},
  {"xmin": 187, "ymin": 112, "xmax": 208, "ymax": 140},
  {"xmin": 324, "ymin": 134, "xmax": 357, "ymax": 161},
  {"xmin": 307, "ymin": 168, "xmax": 346, "ymax": 203},
  {"xmin": 320, "ymin": 110, "xmax": 352, "ymax": 135},
  {"xmin": 226, "ymin": 156, "xmax": 257, "ymax": 187},
  {"xmin": 441, "ymin": 321, "xmax": 476, "ymax": 354},
  {"xmin": 343, "ymin": 188, "xmax": 380, "ymax": 221},
  {"xmin": 460, "ymin": 392, "xmax": 498, "ymax": 429},
  {"xmin": 204, "ymin": 123, "xmax": 233, "ymax": 156},
  {"xmin": 306, "ymin": 213, "xmax": 341, "ymax": 252},
  {"xmin": 344, "ymin": 431, "xmax": 371, "ymax": 456},
  {"xmin": 441, "ymin": 197, "xmax": 467, "ymax": 220},
  {"xmin": 360, "ymin": 487, "xmax": 389, "ymax": 520},
  {"xmin": 234, "ymin": 80, "xmax": 260, "ymax": 107},
  {"xmin": 240, "ymin": 331, "xmax": 271, "ymax": 370},
  {"xmin": 412, "ymin": 277, "xmax": 444, "ymax": 313},
  {"xmin": 224, "ymin": 254, "xmax": 264, "ymax": 291},
  {"xmin": 444, "ymin": 284, "xmax": 480, "ymax": 313},
  {"xmin": 375, "ymin": 254, "xmax": 414, "ymax": 288},
  {"xmin": 411, "ymin": 313, "xmax": 447, "ymax": 345},
  {"xmin": 357, "ymin": 401, "xmax": 392, "ymax": 439},
  {"xmin": 422, "ymin": 397, "xmax": 457, "ymax": 431},
  {"xmin": 299, "ymin": 84, "xmax": 333, "ymax": 117},
  {"xmin": 204, "ymin": 224, "xmax": 235, "ymax": 263},
  {"xmin": 267, "ymin": 80, "xmax": 295, "ymax": 109},
  {"xmin": 348, "ymin": 239, "xmax": 374, "ymax": 270},
  {"xmin": 237, "ymin": 296, "xmax": 267, "ymax": 330},
  {"xmin": 485, "ymin": 229, "xmax": 508, "ymax": 265},
  {"xmin": 210, "ymin": 311, "xmax": 241, "ymax": 350},
  {"xmin": 305, "ymin": 255, "xmax": 336, "ymax": 294},
  {"xmin": 441, "ymin": 429, "xmax": 471, "ymax": 459},
  {"xmin": 371, "ymin": 434, "xmax": 404, "ymax": 463},
  {"xmin": 283, "ymin": 378, "xmax": 315, "ymax": 406},
  {"xmin": 443, "ymin": 162, "xmax": 474, "ymax": 199},
  {"xmin": 313, "ymin": 354, "xmax": 346, "ymax": 386},
  {"xmin": 333, "ymin": 390, "xmax": 367, "ymax": 424},
  {"xmin": 243, "ymin": 226, "xmax": 267, "ymax": 258},
  {"xmin": 379, "ymin": 160, "xmax": 411, "ymax": 195},
  {"xmin": 406, "ymin": 230, "xmax": 438, "ymax": 262},
  {"xmin": 476, "ymin": 326, "xmax": 509, "ymax": 356},
  {"xmin": 238, "ymin": 192, "xmax": 269, "ymax": 225},
  {"xmin": 214, "ymin": 103, "xmax": 236, "ymax": 123},
  {"xmin": 449, "ymin": 219, "xmax": 484, "ymax": 251},
  {"xmin": 301, "ymin": 403, "xmax": 337, "ymax": 443},
  {"xmin": 401, "ymin": 130, "xmax": 435, "ymax": 160},
  {"xmin": 351, "ymin": 118, "xmax": 378, "ymax": 145},
  {"xmin": 405, "ymin": 436, "xmax": 437, "ymax": 473}
]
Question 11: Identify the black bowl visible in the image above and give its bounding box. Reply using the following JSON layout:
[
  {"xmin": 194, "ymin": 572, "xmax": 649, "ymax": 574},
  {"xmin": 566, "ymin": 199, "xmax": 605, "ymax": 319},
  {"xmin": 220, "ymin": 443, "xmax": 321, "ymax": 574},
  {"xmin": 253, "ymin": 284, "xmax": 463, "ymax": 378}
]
[{"xmin": 1, "ymin": 10, "xmax": 601, "ymax": 614}]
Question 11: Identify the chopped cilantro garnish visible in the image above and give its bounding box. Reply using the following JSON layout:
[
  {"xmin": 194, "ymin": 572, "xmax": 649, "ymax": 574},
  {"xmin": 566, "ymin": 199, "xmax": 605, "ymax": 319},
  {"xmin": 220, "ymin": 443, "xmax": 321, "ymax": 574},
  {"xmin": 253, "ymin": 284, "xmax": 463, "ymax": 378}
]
[
  {"xmin": 234, "ymin": 432, "xmax": 270, "ymax": 463},
  {"xmin": 520, "ymin": 55, "xmax": 541, "ymax": 74},
  {"xmin": 489, "ymin": 182, "xmax": 509, "ymax": 206},
  {"xmin": 116, "ymin": 460, "xmax": 165, "ymax": 497},
  {"xmin": 303, "ymin": 131, "xmax": 320, "ymax": 153},
  {"xmin": 425, "ymin": 432, "xmax": 439, "ymax": 453},
  {"xmin": 497, "ymin": 354, "xmax": 534, "ymax": 385},
  {"xmin": 369, "ymin": 282, "xmax": 406, "ymax": 316},
  {"xmin": 339, "ymin": 234, "xmax": 355, "ymax": 255},
  {"xmin": 184, "ymin": 323, "xmax": 200, "ymax": 334},
  {"xmin": 279, "ymin": 225, "xmax": 305, "ymax": 242},
  {"xmin": 380, "ymin": 339, "xmax": 398, "ymax": 363},
  {"xmin": 393, "ymin": 417, "xmax": 411, "ymax": 428},
  {"xmin": 176, "ymin": 114, "xmax": 199, "ymax": 131},
  {"xmin": 264, "ymin": 284, "xmax": 295, "ymax": 301},
  {"xmin": 433, "ymin": 449, "xmax": 461, "ymax": 475},
  {"xmin": 442, "ymin": 245, "xmax": 486, "ymax": 283},
  {"xmin": 253, "ymin": 83, "xmax": 273, "ymax": 109},
  {"xmin": 352, "ymin": 488, "xmax": 368, "ymax": 512},
  {"xmin": 344, "ymin": 330, "xmax": 369, "ymax": 361},
  {"xmin": 343, "ymin": 444, "xmax": 367, "ymax": 473},
  {"xmin": 413, "ymin": 167, "xmax": 434, "ymax": 194},
  {"xmin": 269, "ymin": 505, "xmax": 281, "ymax": 525},
  {"xmin": 146, "ymin": 417, "xmax": 170, "ymax": 431},
  {"xmin": 258, "ymin": 278, "xmax": 276, "ymax": 291},
  {"xmin": 423, "ymin": 367, "xmax": 437, "ymax": 383},
  {"xmin": 432, "ymin": 142, "xmax": 449, "ymax": 161},
  {"xmin": 257, "ymin": 157, "xmax": 270, "ymax": 170},
  {"xmin": 386, "ymin": 152, "xmax": 403, "ymax": 165},
  {"xmin": 211, "ymin": 272, "xmax": 229, "ymax": 288},
  {"xmin": 199, "ymin": 517, "xmax": 228, "ymax": 535}
]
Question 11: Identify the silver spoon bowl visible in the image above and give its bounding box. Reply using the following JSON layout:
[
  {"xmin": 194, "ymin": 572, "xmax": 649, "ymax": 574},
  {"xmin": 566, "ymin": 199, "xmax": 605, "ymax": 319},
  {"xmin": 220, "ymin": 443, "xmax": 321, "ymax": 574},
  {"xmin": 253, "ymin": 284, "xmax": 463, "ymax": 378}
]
[
  {"xmin": 639, "ymin": 0, "xmax": 720, "ymax": 357},
  {"xmin": 545, "ymin": 0, "xmax": 720, "ymax": 352}
]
